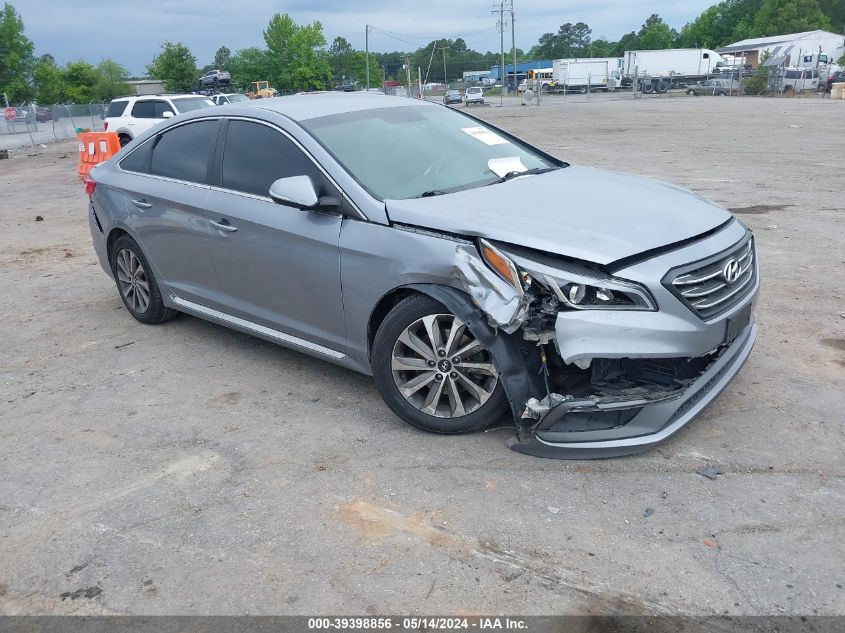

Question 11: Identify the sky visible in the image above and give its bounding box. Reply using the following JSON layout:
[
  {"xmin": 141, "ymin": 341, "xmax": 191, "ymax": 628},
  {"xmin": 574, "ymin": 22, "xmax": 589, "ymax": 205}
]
[{"xmin": 18, "ymin": 0, "xmax": 717, "ymax": 75}]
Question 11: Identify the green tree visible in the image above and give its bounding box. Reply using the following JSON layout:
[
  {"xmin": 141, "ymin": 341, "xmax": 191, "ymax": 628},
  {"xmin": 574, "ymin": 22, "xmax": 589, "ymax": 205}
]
[
  {"xmin": 589, "ymin": 39, "xmax": 614, "ymax": 57},
  {"xmin": 818, "ymin": 0, "xmax": 845, "ymax": 32},
  {"xmin": 33, "ymin": 55, "xmax": 67, "ymax": 103},
  {"xmin": 743, "ymin": 51, "xmax": 771, "ymax": 94},
  {"xmin": 264, "ymin": 13, "xmax": 296, "ymax": 90},
  {"xmin": 63, "ymin": 61, "xmax": 98, "ymax": 102},
  {"xmin": 751, "ymin": 0, "xmax": 831, "ymax": 36},
  {"xmin": 94, "ymin": 59, "xmax": 131, "ymax": 101},
  {"xmin": 638, "ymin": 14, "xmax": 674, "ymax": 49},
  {"xmin": 611, "ymin": 32, "xmax": 640, "ymax": 56},
  {"xmin": 288, "ymin": 21, "xmax": 332, "ymax": 91},
  {"xmin": 529, "ymin": 22, "xmax": 592, "ymax": 59},
  {"xmin": 328, "ymin": 36, "xmax": 355, "ymax": 82},
  {"xmin": 0, "ymin": 2, "xmax": 34, "ymax": 103},
  {"xmin": 263, "ymin": 13, "xmax": 331, "ymax": 91},
  {"xmin": 678, "ymin": 0, "xmax": 764, "ymax": 48},
  {"xmin": 147, "ymin": 41, "xmax": 198, "ymax": 92},
  {"xmin": 213, "ymin": 45, "xmax": 231, "ymax": 69},
  {"xmin": 228, "ymin": 47, "xmax": 272, "ymax": 90}
]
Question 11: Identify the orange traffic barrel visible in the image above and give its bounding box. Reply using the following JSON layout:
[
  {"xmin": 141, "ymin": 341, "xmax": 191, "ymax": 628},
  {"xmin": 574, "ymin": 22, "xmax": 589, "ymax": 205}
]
[{"xmin": 77, "ymin": 132, "xmax": 121, "ymax": 180}]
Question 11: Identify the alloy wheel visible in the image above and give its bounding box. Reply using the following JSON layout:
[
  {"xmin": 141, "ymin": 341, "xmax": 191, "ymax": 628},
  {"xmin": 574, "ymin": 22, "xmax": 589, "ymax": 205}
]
[
  {"xmin": 115, "ymin": 248, "xmax": 150, "ymax": 313},
  {"xmin": 391, "ymin": 314, "xmax": 499, "ymax": 419}
]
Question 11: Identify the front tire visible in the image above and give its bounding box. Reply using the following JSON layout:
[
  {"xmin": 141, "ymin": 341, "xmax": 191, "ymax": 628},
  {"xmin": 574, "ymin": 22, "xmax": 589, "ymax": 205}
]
[
  {"xmin": 110, "ymin": 235, "xmax": 177, "ymax": 325},
  {"xmin": 372, "ymin": 294, "xmax": 507, "ymax": 434}
]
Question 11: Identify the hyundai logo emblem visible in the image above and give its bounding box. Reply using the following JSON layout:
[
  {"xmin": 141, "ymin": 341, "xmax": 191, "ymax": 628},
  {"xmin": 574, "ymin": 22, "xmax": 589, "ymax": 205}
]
[{"xmin": 722, "ymin": 258, "xmax": 741, "ymax": 284}]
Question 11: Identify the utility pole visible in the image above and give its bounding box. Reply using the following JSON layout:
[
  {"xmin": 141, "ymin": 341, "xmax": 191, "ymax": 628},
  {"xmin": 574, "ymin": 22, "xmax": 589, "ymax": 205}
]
[
  {"xmin": 365, "ymin": 25, "xmax": 371, "ymax": 90},
  {"xmin": 492, "ymin": 1, "xmax": 507, "ymax": 105},
  {"xmin": 404, "ymin": 55, "xmax": 412, "ymax": 98},
  {"xmin": 442, "ymin": 44, "xmax": 450, "ymax": 86},
  {"xmin": 510, "ymin": 1, "xmax": 517, "ymax": 96}
]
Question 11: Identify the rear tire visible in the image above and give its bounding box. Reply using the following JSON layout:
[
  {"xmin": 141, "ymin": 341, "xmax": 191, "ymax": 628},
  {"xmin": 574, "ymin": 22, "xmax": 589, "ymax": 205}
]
[
  {"xmin": 118, "ymin": 134, "xmax": 131, "ymax": 147},
  {"xmin": 371, "ymin": 294, "xmax": 508, "ymax": 434},
  {"xmin": 110, "ymin": 235, "xmax": 178, "ymax": 325}
]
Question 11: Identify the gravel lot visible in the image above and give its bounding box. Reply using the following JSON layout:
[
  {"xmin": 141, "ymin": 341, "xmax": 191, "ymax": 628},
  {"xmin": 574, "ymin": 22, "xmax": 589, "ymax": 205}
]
[{"xmin": 1, "ymin": 96, "xmax": 844, "ymax": 616}]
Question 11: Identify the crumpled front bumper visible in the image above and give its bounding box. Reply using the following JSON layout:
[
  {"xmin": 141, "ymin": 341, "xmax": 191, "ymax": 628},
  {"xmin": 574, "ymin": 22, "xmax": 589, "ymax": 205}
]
[{"xmin": 507, "ymin": 320, "xmax": 758, "ymax": 459}]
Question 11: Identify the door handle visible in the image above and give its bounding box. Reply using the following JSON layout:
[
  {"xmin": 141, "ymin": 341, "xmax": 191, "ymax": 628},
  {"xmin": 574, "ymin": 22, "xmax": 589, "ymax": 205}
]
[
  {"xmin": 131, "ymin": 199, "xmax": 152, "ymax": 209},
  {"xmin": 210, "ymin": 219, "xmax": 238, "ymax": 233}
]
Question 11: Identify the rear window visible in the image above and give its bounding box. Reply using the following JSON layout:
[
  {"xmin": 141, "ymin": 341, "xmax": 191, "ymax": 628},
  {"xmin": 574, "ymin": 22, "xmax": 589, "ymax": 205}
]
[
  {"xmin": 107, "ymin": 100, "xmax": 129, "ymax": 117},
  {"xmin": 785, "ymin": 70, "xmax": 800, "ymax": 79},
  {"xmin": 172, "ymin": 97, "xmax": 215, "ymax": 113}
]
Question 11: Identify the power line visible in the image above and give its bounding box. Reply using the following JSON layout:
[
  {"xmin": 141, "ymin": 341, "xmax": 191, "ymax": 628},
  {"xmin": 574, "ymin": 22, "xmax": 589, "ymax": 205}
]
[
  {"xmin": 368, "ymin": 25, "xmax": 499, "ymax": 49},
  {"xmin": 370, "ymin": 25, "xmax": 499, "ymax": 42}
]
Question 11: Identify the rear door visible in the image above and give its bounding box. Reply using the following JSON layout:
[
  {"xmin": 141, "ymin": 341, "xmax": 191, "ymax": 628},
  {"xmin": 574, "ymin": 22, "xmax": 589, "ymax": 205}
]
[
  {"xmin": 120, "ymin": 118, "xmax": 221, "ymax": 305},
  {"xmin": 202, "ymin": 118, "xmax": 346, "ymax": 352}
]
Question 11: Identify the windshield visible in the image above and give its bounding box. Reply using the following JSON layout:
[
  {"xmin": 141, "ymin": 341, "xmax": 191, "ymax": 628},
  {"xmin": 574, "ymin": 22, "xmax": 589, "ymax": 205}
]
[
  {"xmin": 173, "ymin": 97, "xmax": 215, "ymax": 113},
  {"xmin": 228, "ymin": 94, "xmax": 250, "ymax": 102},
  {"xmin": 302, "ymin": 105, "xmax": 559, "ymax": 200}
]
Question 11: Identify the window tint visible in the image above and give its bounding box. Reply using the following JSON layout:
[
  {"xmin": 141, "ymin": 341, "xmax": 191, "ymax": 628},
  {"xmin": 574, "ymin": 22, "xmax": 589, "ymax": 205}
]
[
  {"xmin": 119, "ymin": 139, "xmax": 154, "ymax": 174},
  {"xmin": 785, "ymin": 70, "xmax": 800, "ymax": 79},
  {"xmin": 155, "ymin": 101, "xmax": 174, "ymax": 118},
  {"xmin": 131, "ymin": 101, "xmax": 157, "ymax": 118},
  {"xmin": 150, "ymin": 120, "xmax": 218, "ymax": 183},
  {"xmin": 107, "ymin": 100, "xmax": 129, "ymax": 117},
  {"xmin": 221, "ymin": 120, "xmax": 320, "ymax": 197}
]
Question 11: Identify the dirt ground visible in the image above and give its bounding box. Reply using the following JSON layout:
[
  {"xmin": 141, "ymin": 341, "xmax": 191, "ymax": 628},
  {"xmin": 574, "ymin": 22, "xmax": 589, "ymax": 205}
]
[{"xmin": 1, "ymin": 96, "xmax": 844, "ymax": 616}]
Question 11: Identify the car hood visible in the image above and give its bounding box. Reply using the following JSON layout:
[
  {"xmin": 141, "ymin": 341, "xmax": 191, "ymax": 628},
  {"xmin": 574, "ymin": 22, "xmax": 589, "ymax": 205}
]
[{"xmin": 384, "ymin": 166, "xmax": 732, "ymax": 265}]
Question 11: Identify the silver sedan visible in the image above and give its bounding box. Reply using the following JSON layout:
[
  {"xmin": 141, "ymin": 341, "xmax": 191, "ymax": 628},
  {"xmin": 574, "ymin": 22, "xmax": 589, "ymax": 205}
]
[{"xmin": 86, "ymin": 94, "xmax": 758, "ymax": 458}]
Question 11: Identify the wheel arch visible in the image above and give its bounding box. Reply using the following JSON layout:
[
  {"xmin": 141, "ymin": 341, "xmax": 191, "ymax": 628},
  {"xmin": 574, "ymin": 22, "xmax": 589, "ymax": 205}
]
[
  {"xmin": 367, "ymin": 286, "xmax": 425, "ymax": 358},
  {"xmin": 106, "ymin": 226, "xmax": 131, "ymax": 260}
]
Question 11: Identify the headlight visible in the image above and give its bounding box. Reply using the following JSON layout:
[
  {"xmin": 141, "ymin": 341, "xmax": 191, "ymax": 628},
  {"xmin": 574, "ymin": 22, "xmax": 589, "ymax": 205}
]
[
  {"xmin": 538, "ymin": 274, "xmax": 654, "ymax": 310},
  {"xmin": 479, "ymin": 240, "xmax": 655, "ymax": 311}
]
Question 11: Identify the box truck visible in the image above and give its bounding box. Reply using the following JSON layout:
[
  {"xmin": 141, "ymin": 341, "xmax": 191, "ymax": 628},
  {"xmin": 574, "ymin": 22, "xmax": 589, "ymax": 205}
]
[
  {"xmin": 623, "ymin": 48, "xmax": 725, "ymax": 92},
  {"xmin": 549, "ymin": 59, "xmax": 622, "ymax": 93}
]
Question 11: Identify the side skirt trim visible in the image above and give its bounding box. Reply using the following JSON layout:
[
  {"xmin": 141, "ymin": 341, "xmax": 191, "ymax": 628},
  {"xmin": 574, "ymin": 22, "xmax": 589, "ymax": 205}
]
[{"xmin": 170, "ymin": 296, "xmax": 346, "ymax": 359}]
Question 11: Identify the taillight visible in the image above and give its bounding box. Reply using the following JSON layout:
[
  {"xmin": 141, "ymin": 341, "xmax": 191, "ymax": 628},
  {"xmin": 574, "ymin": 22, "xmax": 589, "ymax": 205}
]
[
  {"xmin": 103, "ymin": 121, "xmax": 108, "ymax": 130},
  {"xmin": 84, "ymin": 177, "xmax": 96, "ymax": 197}
]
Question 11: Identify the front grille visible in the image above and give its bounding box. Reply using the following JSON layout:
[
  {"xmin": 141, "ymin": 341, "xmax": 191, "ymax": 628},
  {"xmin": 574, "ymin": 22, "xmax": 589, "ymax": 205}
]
[{"xmin": 667, "ymin": 237, "xmax": 756, "ymax": 320}]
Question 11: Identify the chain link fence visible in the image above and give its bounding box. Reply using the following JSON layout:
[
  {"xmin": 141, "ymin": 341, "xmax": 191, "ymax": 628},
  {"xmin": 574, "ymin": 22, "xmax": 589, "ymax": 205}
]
[{"xmin": 1, "ymin": 103, "xmax": 108, "ymax": 151}]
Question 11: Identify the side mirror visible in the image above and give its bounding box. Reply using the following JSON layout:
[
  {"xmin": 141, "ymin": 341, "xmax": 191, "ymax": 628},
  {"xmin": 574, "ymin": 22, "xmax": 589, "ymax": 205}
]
[
  {"xmin": 269, "ymin": 176, "xmax": 319, "ymax": 210},
  {"xmin": 162, "ymin": 111, "xmax": 174, "ymax": 119}
]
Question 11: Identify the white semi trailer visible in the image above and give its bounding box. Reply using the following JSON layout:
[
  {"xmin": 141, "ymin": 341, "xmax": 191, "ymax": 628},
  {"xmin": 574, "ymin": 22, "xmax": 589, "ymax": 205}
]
[
  {"xmin": 549, "ymin": 59, "xmax": 622, "ymax": 93},
  {"xmin": 623, "ymin": 48, "xmax": 725, "ymax": 92}
]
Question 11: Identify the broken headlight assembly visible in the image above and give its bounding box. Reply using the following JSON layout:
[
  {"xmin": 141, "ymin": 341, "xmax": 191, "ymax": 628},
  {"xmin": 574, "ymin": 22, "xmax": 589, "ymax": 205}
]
[{"xmin": 479, "ymin": 238, "xmax": 656, "ymax": 311}]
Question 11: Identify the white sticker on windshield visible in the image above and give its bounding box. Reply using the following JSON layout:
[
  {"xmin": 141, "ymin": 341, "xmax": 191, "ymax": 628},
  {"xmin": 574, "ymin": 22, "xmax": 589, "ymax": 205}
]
[{"xmin": 461, "ymin": 126, "xmax": 509, "ymax": 146}]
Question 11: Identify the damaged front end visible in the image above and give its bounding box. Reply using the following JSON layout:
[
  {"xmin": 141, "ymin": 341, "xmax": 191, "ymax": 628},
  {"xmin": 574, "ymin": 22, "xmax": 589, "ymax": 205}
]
[{"xmin": 413, "ymin": 232, "xmax": 758, "ymax": 459}]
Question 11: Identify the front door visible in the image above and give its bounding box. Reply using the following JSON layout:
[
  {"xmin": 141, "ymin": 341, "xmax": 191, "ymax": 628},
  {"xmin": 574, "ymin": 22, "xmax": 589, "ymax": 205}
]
[{"xmin": 203, "ymin": 119, "xmax": 346, "ymax": 353}]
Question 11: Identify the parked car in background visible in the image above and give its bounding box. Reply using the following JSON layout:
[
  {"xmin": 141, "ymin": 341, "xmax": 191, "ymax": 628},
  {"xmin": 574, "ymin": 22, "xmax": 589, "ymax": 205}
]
[
  {"xmin": 211, "ymin": 93, "xmax": 250, "ymax": 105},
  {"xmin": 86, "ymin": 93, "xmax": 758, "ymax": 459},
  {"xmin": 103, "ymin": 94, "xmax": 215, "ymax": 146},
  {"xmin": 35, "ymin": 106, "xmax": 53, "ymax": 122},
  {"xmin": 824, "ymin": 69, "xmax": 845, "ymax": 93},
  {"xmin": 687, "ymin": 78, "xmax": 740, "ymax": 96},
  {"xmin": 781, "ymin": 68, "xmax": 819, "ymax": 93},
  {"xmin": 464, "ymin": 86, "xmax": 484, "ymax": 106},
  {"xmin": 334, "ymin": 84, "xmax": 356, "ymax": 92},
  {"xmin": 443, "ymin": 89, "xmax": 462, "ymax": 105},
  {"xmin": 198, "ymin": 69, "xmax": 231, "ymax": 88}
]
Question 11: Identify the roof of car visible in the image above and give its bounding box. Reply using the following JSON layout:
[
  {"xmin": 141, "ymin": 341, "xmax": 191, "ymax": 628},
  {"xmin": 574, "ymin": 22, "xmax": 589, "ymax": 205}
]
[{"xmin": 232, "ymin": 92, "xmax": 434, "ymax": 122}]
